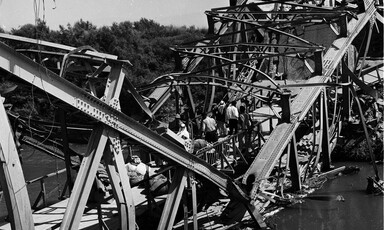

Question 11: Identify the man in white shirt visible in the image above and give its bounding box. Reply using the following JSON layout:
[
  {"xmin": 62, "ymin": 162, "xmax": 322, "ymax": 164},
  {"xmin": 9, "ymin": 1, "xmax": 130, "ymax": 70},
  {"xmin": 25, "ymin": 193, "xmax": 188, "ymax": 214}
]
[
  {"xmin": 202, "ymin": 112, "xmax": 218, "ymax": 143},
  {"xmin": 226, "ymin": 101, "xmax": 239, "ymax": 135}
]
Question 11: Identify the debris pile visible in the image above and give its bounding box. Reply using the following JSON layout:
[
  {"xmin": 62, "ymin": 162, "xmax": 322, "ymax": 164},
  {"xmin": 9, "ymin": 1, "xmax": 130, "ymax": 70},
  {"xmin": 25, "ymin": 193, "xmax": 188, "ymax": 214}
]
[{"xmin": 335, "ymin": 93, "xmax": 383, "ymax": 162}]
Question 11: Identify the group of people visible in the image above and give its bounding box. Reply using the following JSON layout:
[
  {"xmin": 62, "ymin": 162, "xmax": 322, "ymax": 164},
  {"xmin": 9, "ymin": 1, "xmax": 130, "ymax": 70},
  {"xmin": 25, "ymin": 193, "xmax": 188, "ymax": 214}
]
[
  {"xmin": 202, "ymin": 100, "xmax": 253, "ymax": 152},
  {"xmin": 168, "ymin": 99, "xmax": 253, "ymax": 153}
]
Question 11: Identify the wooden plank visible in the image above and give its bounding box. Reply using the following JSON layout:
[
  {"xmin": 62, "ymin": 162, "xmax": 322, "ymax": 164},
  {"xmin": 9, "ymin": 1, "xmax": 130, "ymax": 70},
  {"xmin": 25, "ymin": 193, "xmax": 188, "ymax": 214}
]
[{"xmin": 0, "ymin": 186, "xmax": 166, "ymax": 230}]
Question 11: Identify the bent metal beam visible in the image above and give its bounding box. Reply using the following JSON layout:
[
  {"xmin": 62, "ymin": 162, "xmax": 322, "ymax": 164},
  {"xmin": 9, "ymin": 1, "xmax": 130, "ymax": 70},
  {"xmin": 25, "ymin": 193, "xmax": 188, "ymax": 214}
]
[{"xmin": 0, "ymin": 39, "xmax": 265, "ymax": 227}]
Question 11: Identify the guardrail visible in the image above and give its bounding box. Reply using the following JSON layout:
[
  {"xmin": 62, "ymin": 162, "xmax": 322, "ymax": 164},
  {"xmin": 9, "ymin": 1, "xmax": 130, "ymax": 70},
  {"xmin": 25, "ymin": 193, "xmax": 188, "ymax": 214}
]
[{"xmin": 26, "ymin": 168, "xmax": 67, "ymax": 209}]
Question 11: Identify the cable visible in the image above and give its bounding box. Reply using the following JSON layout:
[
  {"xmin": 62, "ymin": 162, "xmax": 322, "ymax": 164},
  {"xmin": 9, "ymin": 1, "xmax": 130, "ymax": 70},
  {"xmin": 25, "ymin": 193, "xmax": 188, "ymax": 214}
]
[{"xmin": 28, "ymin": 0, "xmax": 57, "ymax": 148}]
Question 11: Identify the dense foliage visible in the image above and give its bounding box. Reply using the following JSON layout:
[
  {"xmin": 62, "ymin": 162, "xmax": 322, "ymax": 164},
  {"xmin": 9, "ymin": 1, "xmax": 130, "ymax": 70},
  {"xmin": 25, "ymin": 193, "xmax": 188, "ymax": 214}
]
[{"xmin": 8, "ymin": 19, "xmax": 206, "ymax": 85}]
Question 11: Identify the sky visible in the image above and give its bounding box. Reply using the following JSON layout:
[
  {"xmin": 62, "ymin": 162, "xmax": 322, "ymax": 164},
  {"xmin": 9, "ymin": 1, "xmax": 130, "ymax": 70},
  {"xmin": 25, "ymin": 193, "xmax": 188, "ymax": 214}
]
[{"xmin": 0, "ymin": 0, "xmax": 227, "ymax": 31}]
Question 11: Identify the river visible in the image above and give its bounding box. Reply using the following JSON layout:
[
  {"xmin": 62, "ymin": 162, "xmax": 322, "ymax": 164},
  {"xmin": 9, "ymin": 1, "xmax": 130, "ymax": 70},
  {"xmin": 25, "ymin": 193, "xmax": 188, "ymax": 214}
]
[{"xmin": 268, "ymin": 161, "xmax": 383, "ymax": 230}]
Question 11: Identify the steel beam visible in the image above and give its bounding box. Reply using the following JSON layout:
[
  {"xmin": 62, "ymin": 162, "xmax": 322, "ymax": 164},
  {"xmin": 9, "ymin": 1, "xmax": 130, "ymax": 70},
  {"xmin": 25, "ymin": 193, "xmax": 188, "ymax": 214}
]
[
  {"xmin": 342, "ymin": 60, "xmax": 378, "ymax": 100},
  {"xmin": 289, "ymin": 135, "xmax": 301, "ymax": 191},
  {"xmin": 0, "ymin": 98, "xmax": 34, "ymax": 230},
  {"xmin": 60, "ymin": 125, "xmax": 108, "ymax": 230},
  {"xmin": 104, "ymin": 142, "xmax": 129, "ymax": 228},
  {"xmin": 157, "ymin": 167, "xmax": 188, "ymax": 230},
  {"xmin": 107, "ymin": 131, "xmax": 136, "ymax": 230},
  {"xmin": 321, "ymin": 90, "xmax": 331, "ymax": 171},
  {"xmin": 0, "ymin": 33, "xmax": 118, "ymax": 61},
  {"xmin": 61, "ymin": 62, "xmax": 135, "ymax": 229}
]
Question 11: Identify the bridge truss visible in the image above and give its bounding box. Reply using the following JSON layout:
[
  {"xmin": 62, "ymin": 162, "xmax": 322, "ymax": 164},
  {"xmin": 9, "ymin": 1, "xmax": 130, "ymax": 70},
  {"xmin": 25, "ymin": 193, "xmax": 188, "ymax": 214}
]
[{"xmin": 0, "ymin": 0, "xmax": 382, "ymax": 229}]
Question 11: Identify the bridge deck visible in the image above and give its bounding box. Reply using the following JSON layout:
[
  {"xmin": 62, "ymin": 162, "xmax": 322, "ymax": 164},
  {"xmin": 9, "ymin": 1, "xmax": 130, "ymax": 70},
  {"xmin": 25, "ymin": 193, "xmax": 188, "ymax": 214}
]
[{"xmin": 0, "ymin": 187, "xmax": 166, "ymax": 230}]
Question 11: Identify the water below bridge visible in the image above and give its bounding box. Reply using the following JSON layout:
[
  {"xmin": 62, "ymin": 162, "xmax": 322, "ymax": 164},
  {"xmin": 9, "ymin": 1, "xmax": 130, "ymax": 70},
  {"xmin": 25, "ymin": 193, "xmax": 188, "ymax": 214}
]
[{"xmin": 268, "ymin": 161, "xmax": 383, "ymax": 230}]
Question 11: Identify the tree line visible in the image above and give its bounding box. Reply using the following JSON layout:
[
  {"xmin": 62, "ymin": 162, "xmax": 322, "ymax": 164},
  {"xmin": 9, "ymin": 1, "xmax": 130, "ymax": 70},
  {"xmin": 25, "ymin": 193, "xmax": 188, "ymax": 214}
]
[
  {"xmin": 3, "ymin": 18, "xmax": 207, "ymax": 85},
  {"xmin": 0, "ymin": 19, "xmax": 207, "ymax": 120}
]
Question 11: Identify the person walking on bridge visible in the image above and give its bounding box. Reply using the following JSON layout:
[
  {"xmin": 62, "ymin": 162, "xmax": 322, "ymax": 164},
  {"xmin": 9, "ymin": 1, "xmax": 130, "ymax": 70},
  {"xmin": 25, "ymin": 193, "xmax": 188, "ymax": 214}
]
[
  {"xmin": 202, "ymin": 112, "xmax": 218, "ymax": 143},
  {"xmin": 226, "ymin": 101, "xmax": 239, "ymax": 135},
  {"xmin": 216, "ymin": 100, "xmax": 227, "ymax": 137}
]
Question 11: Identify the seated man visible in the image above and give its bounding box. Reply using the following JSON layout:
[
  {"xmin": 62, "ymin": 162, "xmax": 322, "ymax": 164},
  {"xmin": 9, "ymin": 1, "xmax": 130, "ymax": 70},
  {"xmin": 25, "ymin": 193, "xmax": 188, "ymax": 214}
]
[{"xmin": 177, "ymin": 122, "xmax": 190, "ymax": 140}]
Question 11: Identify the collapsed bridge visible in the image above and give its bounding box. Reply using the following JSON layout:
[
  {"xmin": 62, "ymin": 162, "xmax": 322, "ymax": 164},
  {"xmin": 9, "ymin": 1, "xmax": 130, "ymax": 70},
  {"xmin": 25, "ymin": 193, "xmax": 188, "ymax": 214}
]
[{"xmin": 0, "ymin": 0, "xmax": 382, "ymax": 229}]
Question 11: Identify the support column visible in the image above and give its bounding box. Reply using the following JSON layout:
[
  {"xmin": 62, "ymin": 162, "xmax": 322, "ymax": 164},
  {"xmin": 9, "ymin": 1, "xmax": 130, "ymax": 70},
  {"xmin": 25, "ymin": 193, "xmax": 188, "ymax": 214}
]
[
  {"xmin": 108, "ymin": 131, "xmax": 136, "ymax": 230},
  {"xmin": 188, "ymin": 171, "xmax": 198, "ymax": 230},
  {"xmin": 104, "ymin": 144, "xmax": 128, "ymax": 228},
  {"xmin": 289, "ymin": 135, "xmax": 301, "ymax": 191},
  {"xmin": 175, "ymin": 88, "xmax": 180, "ymax": 115},
  {"xmin": 61, "ymin": 62, "xmax": 136, "ymax": 230},
  {"xmin": 281, "ymin": 91, "xmax": 291, "ymax": 123},
  {"xmin": 0, "ymin": 97, "xmax": 34, "ymax": 230},
  {"xmin": 321, "ymin": 90, "xmax": 331, "ymax": 171},
  {"xmin": 158, "ymin": 167, "xmax": 188, "ymax": 230},
  {"xmin": 339, "ymin": 14, "xmax": 348, "ymax": 37},
  {"xmin": 341, "ymin": 59, "xmax": 351, "ymax": 121},
  {"xmin": 313, "ymin": 51, "xmax": 323, "ymax": 76},
  {"xmin": 60, "ymin": 125, "xmax": 109, "ymax": 230},
  {"xmin": 59, "ymin": 108, "xmax": 73, "ymax": 194}
]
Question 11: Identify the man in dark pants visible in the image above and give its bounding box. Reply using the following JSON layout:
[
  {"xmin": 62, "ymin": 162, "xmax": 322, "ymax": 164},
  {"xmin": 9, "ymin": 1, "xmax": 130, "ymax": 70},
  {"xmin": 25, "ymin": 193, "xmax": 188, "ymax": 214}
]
[
  {"xmin": 201, "ymin": 112, "xmax": 218, "ymax": 143},
  {"xmin": 226, "ymin": 101, "xmax": 239, "ymax": 135}
]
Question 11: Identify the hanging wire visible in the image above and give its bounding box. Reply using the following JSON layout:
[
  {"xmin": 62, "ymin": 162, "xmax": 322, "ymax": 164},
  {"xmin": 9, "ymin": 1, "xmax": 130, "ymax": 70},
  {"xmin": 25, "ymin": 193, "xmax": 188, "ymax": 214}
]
[{"xmin": 28, "ymin": 0, "xmax": 57, "ymax": 148}]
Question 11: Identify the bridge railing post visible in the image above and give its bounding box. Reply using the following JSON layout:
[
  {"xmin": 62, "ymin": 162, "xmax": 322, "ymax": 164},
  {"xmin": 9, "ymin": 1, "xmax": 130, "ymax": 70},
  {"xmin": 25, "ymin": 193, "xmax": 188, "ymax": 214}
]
[
  {"xmin": 313, "ymin": 51, "xmax": 323, "ymax": 76},
  {"xmin": 339, "ymin": 14, "xmax": 348, "ymax": 37},
  {"xmin": 281, "ymin": 91, "xmax": 291, "ymax": 123}
]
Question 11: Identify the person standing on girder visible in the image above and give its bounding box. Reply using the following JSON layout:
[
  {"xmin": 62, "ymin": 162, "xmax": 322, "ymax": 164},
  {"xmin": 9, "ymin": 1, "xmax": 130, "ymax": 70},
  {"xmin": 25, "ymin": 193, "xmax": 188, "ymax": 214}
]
[{"xmin": 226, "ymin": 101, "xmax": 239, "ymax": 135}]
